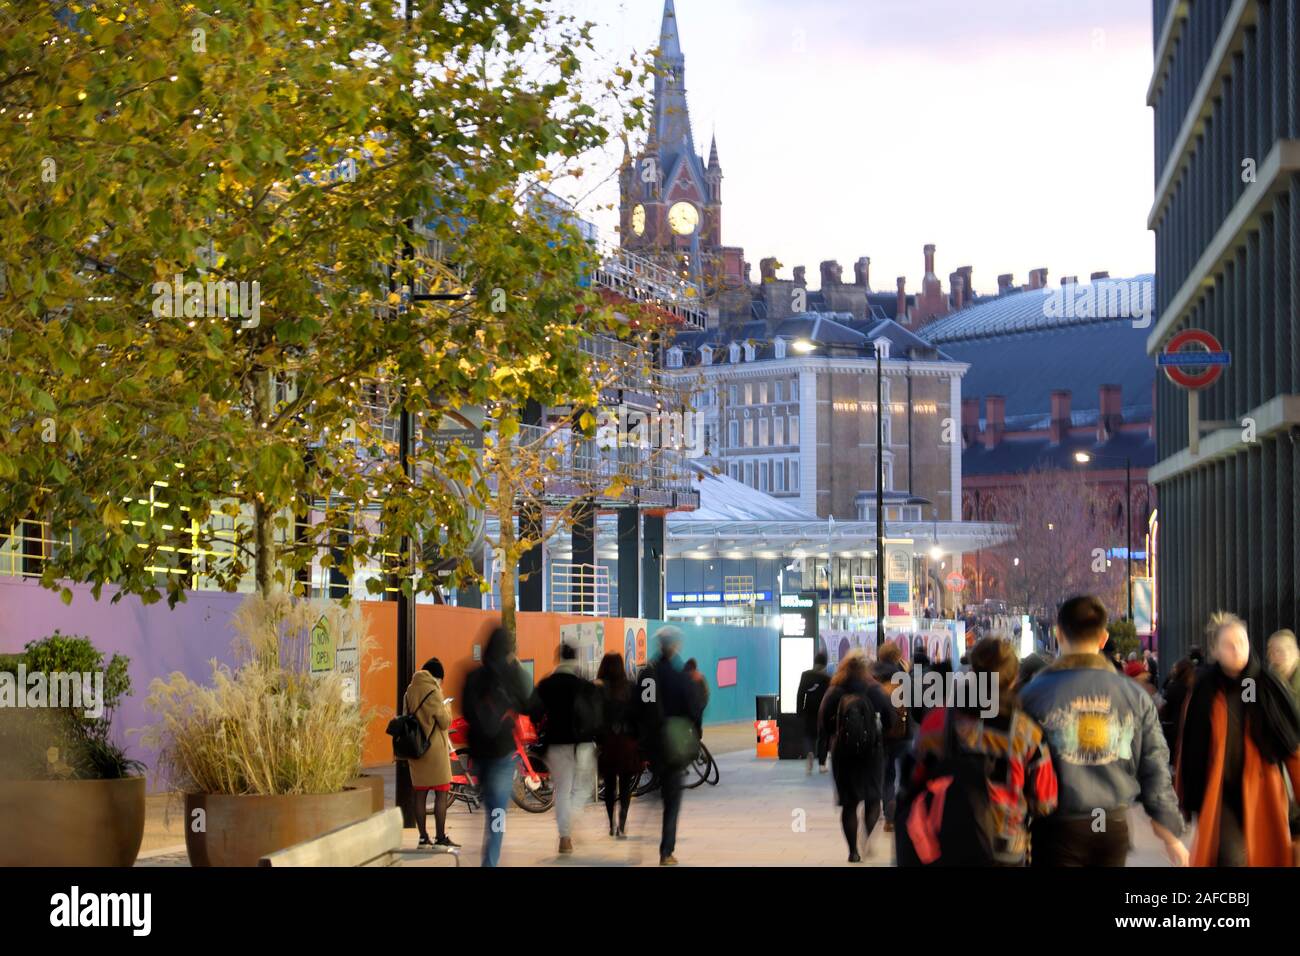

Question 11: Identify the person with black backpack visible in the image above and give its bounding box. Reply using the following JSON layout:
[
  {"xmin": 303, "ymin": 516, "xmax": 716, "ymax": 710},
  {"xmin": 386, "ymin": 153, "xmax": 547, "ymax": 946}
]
[
  {"xmin": 400, "ymin": 657, "xmax": 457, "ymax": 849},
  {"xmin": 530, "ymin": 641, "xmax": 601, "ymax": 855},
  {"xmin": 895, "ymin": 637, "xmax": 1058, "ymax": 867},
  {"xmin": 818, "ymin": 650, "xmax": 897, "ymax": 862}
]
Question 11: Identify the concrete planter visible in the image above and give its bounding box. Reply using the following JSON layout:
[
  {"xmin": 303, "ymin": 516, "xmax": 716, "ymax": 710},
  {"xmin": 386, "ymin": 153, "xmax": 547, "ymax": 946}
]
[
  {"xmin": 0, "ymin": 776, "xmax": 145, "ymax": 867},
  {"xmin": 183, "ymin": 789, "xmax": 373, "ymax": 867}
]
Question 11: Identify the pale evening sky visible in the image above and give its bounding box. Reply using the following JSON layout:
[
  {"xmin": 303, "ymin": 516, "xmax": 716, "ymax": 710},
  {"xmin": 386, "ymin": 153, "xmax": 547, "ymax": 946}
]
[{"xmin": 562, "ymin": 0, "xmax": 1156, "ymax": 297}]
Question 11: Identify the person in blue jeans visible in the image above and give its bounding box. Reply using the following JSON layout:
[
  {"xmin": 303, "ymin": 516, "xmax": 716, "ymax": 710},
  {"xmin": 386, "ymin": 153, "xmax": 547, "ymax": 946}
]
[
  {"xmin": 463, "ymin": 626, "xmax": 535, "ymax": 867},
  {"xmin": 476, "ymin": 755, "xmax": 516, "ymax": 868}
]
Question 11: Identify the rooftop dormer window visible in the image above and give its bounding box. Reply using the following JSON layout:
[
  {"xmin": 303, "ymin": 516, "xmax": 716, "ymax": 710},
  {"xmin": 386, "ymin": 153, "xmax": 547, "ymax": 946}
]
[
  {"xmin": 728, "ymin": 342, "xmax": 741, "ymax": 364},
  {"xmin": 743, "ymin": 342, "xmax": 756, "ymax": 362},
  {"xmin": 666, "ymin": 346, "xmax": 683, "ymax": 369},
  {"xmin": 773, "ymin": 338, "xmax": 787, "ymax": 359},
  {"xmin": 700, "ymin": 345, "xmax": 713, "ymax": 366}
]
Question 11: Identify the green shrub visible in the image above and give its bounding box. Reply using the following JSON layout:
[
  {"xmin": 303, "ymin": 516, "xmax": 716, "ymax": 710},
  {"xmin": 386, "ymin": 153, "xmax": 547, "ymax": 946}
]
[
  {"xmin": 1107, "ymin": 618, "xmax": 1141, "ymax": 661},
  {"xmin": 0, "ymin": 631, "xmax": 142, "ymax": 781}
]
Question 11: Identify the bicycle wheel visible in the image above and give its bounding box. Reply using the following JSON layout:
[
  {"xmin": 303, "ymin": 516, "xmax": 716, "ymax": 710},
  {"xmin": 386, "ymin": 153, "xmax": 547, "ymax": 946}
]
[
  {"xmin": 511, "ymin": 751, "xmax": 554, "ymax": 813},
  {"xmin": 631, "ymin": 763, "xmax": 658, "ymax": 796},
  {"xmin": 685, "ymin": 746, "xmax": 710, "ymax": 789}
]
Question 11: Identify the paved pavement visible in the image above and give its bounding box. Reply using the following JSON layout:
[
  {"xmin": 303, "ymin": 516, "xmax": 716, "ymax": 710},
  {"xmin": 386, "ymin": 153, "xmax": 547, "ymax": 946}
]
[{"xmin": 138, "ymin": 721, "xmax": 1179, "ymax": 867}]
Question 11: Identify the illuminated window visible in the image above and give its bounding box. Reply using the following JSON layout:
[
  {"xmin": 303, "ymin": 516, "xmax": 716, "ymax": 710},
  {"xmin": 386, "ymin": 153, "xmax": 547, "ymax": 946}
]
[
  {"xmin": 789, "ymin": 416, "xmax": 799, "ymax": 445},
  {"xmin": 758, "ymin": 418, "xmax": 769, "ymax": 446},
  {"xmin": 773, "ymin": 417, "xmax": 785, "ymax": 446},
  {"xmin": 744, "ymin": 419, "xmax": 753, "ymax": 446}
]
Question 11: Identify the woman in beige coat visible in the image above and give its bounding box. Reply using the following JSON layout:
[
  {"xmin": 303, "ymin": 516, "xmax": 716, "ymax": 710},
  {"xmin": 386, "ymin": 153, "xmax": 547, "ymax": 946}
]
[{"xmin": 404, "ymin": 658, "xmax": 457, "ymax": 848}]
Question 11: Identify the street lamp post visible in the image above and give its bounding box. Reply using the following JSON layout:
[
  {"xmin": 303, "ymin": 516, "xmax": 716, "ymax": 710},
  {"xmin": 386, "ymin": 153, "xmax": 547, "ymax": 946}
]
[
  {"xmin": 796, "ymin": 334, "xmax": 884, "ymax": 643},
  {"xmin": 875, "ymin": 344, "xmax": 885, "ymax": 649},
  {"xmin": 1075, "ymin": 451, "xmax": 1134, "ymax": 623}
]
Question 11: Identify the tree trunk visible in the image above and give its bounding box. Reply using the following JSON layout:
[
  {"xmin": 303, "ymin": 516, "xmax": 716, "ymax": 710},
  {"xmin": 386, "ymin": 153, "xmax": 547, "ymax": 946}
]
[
  {"xmin": 253, "ymin": 369, "xmax": 276, "ymax": 597},
  {"xmin": 497, "ymin": 483, "xmax": 517, "ymax": 636}
]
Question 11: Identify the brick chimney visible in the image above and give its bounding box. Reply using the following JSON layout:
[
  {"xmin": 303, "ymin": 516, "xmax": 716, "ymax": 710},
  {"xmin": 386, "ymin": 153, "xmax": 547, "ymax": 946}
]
[
  {"xmin": 1028, "ymin": 268, "xmax": 1049, "ymax": 290},
  {"xmin": 949, "ymin": 273, "xmax": 966, "ymax": 311},
  {"xmin": 923, "ymin": 244, "xmax": 940, "ymax": 294},
  {"xmin": 854, "ymin": 256, "xmax": 871, "ymax": 289},
  {"xmin": 896, "ymin": 276, "xmax": 907, "ymax": 322},
  {"xmin": 997, "ymin": 273, "xmax": 1014, "ymax": 295},
  {"xmin": 820, "ymin": 260, "xmax": 842, "ymax": 288},
  {"xmin": 1050, "ymin": 389, "xmax": 1072, "ymax": 444},
  {"xmin": 759, "ymin": 258, "xmax": 779, "ymax": 282},
  {"xmin": 1090, "ymin": 271, "xmax": 1110, "ymax": 281},
  {"xmin": 793, "ymin": 266, "xmax": 807, "ymax": 286},
  {"xmin": 1061, "ymin": 276, "xmax": 1079, "ymax": 286},
  {"xmin": 961, "ymin": 397, "xmax": 980, "ymax": 447},
  {"xmin": 983, "ymin": 396, "xmax": 1006, "ymax": 449},
  {"xmin": 1098, "ymin": 384, "xmax": 1123, "ymax": 441},
  {"xmin": 957, "ymin": 265, "xmax": 973, "ymax": 299}
]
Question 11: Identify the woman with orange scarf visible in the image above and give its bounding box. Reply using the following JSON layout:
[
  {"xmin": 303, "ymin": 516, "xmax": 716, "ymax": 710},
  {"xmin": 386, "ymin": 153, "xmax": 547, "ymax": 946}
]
[{"xmin": 1176, "ymin": 613, "xmax": 1300, "ymax": 866}]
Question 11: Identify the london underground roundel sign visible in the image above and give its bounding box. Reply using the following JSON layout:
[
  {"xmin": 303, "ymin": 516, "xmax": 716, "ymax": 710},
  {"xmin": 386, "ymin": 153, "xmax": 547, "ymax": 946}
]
[
  {"xmin": 1158, "ymin": 329, "xmax": 1231, "ymax": 390},
  {"xmin": 945, "ymin": 572, "xmax": 966, "ymax": 593}
]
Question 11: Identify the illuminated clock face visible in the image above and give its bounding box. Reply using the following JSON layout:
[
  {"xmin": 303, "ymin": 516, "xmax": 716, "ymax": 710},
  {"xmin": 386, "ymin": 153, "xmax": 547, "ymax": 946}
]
[
  {"xmin": 631, "ymin": 204, "xmax": 646, "ymax": 236},
  {"xmin": 668, "ymin": 201, "xmax": 699, "ymax": 236}
]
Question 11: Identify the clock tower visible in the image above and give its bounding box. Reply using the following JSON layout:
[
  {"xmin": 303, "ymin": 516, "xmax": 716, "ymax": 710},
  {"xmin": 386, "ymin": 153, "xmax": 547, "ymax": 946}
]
[{"xmin": 620, "ymin": 1, "xmax": 736, "ymax": 291}]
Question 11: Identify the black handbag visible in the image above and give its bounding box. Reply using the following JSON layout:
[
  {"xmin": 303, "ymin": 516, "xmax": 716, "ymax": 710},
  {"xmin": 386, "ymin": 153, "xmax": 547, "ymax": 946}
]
[{"xmin": 387, "ymin": 690, "xmax": 437, "ymax": 760}]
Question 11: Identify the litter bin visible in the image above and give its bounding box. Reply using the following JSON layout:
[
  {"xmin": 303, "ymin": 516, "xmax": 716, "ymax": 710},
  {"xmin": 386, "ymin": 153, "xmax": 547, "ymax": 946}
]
[{"xmin": 754, "ymin": 694, "xmax": 779, "ymax": 759}]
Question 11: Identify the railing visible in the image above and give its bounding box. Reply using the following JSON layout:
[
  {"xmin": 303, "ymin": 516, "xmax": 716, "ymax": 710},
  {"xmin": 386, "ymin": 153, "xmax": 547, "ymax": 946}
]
[
  {"xmin": 512, "ymin": 424, "xmax": 694, "ymax": 500},
  {"xmin": 550, "ymin": 562, "xmax": 610, "ymax": 617},
  {"xmin": 592, "ymin": 248, "xmax": 707, "ymax": 330}
]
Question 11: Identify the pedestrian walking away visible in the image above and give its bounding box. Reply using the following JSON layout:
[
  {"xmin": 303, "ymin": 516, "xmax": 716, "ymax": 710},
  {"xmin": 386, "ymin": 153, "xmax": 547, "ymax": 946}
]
[
  {"xmin": 1019, "ymin": 595, "xmax": 1188, "ymax": 868},
  {"xmin": 595, "ymin": 652, "xmax": 640, "ymax": 839},
  {"xmin": 530, "ymin": 641, "xmax": 600, "ymax": 855},
  {"xmin": 796, "ymin": 651, "xmax": 831, "ymax": 775},
  {"xmin": 818, "ymin": 650, "xmax": 897, "ymax": 862},
  {"xmin": 897, "ymin": 637, "xmax": 1058, "ymax": 867}
]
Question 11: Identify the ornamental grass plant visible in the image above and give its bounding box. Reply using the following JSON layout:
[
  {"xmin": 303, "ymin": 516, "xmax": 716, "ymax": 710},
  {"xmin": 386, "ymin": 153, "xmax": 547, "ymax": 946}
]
[{"xmin": 140, "ymin": 594, "xmax": 383, "ymax": 796}]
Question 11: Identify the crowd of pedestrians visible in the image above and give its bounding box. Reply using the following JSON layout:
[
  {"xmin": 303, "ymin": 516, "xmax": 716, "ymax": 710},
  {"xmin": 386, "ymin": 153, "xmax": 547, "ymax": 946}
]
[
  {"xmin": 800, "ymin": 592, "xmax": 1300, "ymax": 867},
  {"xmin": 402, "ymin": 591, "xmax": 1300, "ymax": 868},
  {"xmin": 410, "ymin": 624, "xmax": 705, "ymax": 866}
]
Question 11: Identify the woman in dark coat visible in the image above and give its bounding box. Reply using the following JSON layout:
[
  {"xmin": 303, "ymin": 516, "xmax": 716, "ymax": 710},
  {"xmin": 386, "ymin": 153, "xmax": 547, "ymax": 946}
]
[
  {"xmin": 596, "ymin": 653, "xmax": 641, "ymax": 838},
  {"xmin": 1177, "ymin": 613, "xmax": 1300, "ymax": 866},
  {"xmin": 818, "ymin": 650, "xmax": 897, "ymax": 862}
]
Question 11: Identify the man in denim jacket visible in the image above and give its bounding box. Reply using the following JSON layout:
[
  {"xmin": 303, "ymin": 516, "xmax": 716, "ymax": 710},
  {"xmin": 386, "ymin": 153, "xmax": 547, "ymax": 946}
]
[{"xmin": 1020, "ymin": 594, "xmax": 1189, "ymax": 867}]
